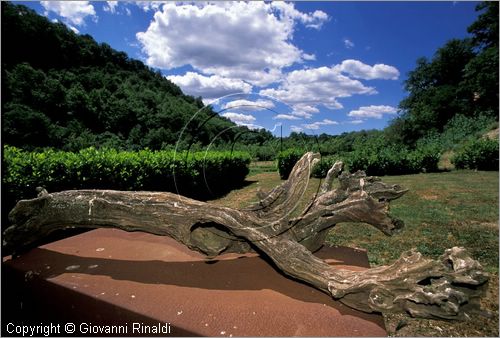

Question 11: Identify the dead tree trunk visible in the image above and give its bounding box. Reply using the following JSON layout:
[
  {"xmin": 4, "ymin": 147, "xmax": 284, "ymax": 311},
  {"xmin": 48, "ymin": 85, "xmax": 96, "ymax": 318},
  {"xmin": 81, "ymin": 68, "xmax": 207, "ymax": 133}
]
[{"xmin": 4, "ymin": 152, "xmax": 489, "ymax": 320}]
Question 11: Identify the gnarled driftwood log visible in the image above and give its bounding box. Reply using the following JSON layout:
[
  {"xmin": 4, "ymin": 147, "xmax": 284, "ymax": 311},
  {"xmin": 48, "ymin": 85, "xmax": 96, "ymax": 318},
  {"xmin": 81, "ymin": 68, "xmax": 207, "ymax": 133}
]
[{"xmin": 3, "ymin": 152, "xmax": 489, "ymax": 320}]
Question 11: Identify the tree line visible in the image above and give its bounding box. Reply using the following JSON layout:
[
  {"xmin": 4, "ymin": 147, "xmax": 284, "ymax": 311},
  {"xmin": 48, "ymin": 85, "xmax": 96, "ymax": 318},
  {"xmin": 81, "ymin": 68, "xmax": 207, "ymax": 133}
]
[
  {"xmin": 1, "ymin": 1, "xmax": 498, "ymax": 163},
  {"xmin": 1, "ymin": 2, "xmax": 273, "ymax": 152}
]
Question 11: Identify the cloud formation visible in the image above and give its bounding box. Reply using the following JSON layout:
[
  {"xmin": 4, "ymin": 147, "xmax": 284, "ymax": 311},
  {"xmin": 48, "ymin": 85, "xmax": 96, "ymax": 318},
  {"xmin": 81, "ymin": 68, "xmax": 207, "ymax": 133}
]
[
  {"xmin": 103, "ymin": 1, "xmax": 118, "ymax": 14},
  {"xmin": 336, "ymin": 60, "xmax": 400, "ymax": 80},
  {"xmin": 273, "ymin": 114, "xmax": 301, "ymax": 120},
  {"xmin": 260, "ymin": 65, "xmax": 377, "ymax": 115},
  {"xmin": 136, "ymin": 2, "xmax": 328, "ymax": 86},
  {"xmin": 290, "ymin": 125, "xmax": 304, "ymax": 133},
  {"xmin": 41, "ymin": 1, "xmax": 96, "ymax": 26},
  {"xmin": 221, "ymin": 112, "xmax": 256, "ymax": 124},
  {"xmin": 221, "ymin": 112, "xmax": 263, "ymax": 130},
  {"xmin": 166, "ymin": 72, "xmax": 252, "ymax": 103},
  {"xmin": 222, "ymin": 99, "xmax": 275, "ymax": 111},
  {"xmin": 302, "ymin": 119, "xmax": 338, "ymax": 130},
  {"xmin": 135, "ymin": 1, "xmax": 165, "ymax": 12},
  {"xmin": 348, "ymin": 105, "xmax": 398, "ymax": 119}
]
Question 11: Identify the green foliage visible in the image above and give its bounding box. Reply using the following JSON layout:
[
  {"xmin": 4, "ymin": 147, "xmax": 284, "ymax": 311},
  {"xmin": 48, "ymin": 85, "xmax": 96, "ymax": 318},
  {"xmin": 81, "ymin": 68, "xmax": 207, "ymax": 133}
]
[
  {"xmin": 407, "ymin": 143, "xmax": 442, "ymax": 173},
  {"xmin": 451, "ymin": 138, "xmax": 499, "ymax": 170},
  {"xmin": 311, "ymin": 155, "xmax": 343, "ymax": 178},
  {"xmin": 467, "ymin": 1, "xmax": 499, "ymax": 49},
  {"xmin": 1, "ymin": 2, "xmax": 243, "ymax": 151},
  {"xmin": 248, "ymin": 145, "xmax": 277, "ymax": 161},
  {"xmin": 395, "ymin": 40, "xmax": 477, "ymax": 145},
  {"xmin": 2, "ymin": 1, "xmax": 497, "ymax": 182},
  {"xmin": 417, "ymin": 113, "xmax": 497, "ymax": 151},
  {"xmin": 388, "ymin": 2, "xmax": 499, "ymax": 146},
  {"xmin": 277, "ymin": 149, "xmax": 304, "ymax": 179},
  {"xmin": 308, "ymin": 145, "xmax": 440, "ymax": 178},
  {"xmin": 3, "ymin": 146, "xmax": 251, "ymax": 212},
  {"xmin": 277, "ymin": 131, "xmax": 442, "ymax": 179}
]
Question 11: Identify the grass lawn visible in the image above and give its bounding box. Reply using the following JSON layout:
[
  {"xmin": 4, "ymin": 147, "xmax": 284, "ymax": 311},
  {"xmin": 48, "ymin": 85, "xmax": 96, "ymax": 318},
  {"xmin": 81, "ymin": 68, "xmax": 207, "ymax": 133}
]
[{"xmin": 211, "ymin": 166, "xmax": 499, "ymax": 337}]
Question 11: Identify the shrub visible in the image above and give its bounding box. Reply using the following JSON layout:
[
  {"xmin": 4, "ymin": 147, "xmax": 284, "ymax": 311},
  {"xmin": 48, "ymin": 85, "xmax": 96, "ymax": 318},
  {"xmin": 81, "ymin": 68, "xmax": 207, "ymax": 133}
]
[
  {"xmin": 250, "ymin": 145, "xmax": 277, "ymax": 161},
  {"xmin": 311, "ymin": 155, "xmax": 343, "ymax": 178},
  {"xmin": 277, "ymin": 149, "xmax": 304, "ymax": 179},
  {"xmin": 343, "ymin": 145, "xmax": 440, "ymax": 177},
  {"xmin": 452, "ymin": 138, "xmax": 499, "ymax": 170},
  {"xmin": 439, "ymin": 114, "xmax": 498, "ymax": 150},
  {"xmin": 278, "ymin": 144, "xmax": 442, "ymax": 179},
  {"xmin": 2, "ymin": 146, "xmax": 251, "ymax": 211}
]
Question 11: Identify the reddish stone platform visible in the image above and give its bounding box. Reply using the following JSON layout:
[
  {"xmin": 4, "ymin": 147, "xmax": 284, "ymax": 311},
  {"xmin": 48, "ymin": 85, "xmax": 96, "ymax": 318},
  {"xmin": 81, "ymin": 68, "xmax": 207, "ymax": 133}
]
[{"xmin": 2, "ymin": 229, "xmax": 386, "ymax": 336}]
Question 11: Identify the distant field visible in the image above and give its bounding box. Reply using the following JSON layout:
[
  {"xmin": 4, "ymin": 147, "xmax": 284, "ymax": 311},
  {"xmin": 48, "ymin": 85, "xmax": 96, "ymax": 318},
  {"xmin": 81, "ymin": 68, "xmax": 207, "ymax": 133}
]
[
  {"xmin": 211, "ymin": 169, "xmax": 499, "ymax": 337},
  {"xmin": 248, "ymin": 161, "xmax": 277, "ymax": 175}
]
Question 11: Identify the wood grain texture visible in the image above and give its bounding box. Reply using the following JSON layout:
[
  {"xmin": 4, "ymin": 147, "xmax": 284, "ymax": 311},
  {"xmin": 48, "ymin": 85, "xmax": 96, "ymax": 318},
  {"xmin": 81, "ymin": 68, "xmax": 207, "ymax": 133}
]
[{"xmin": 4, "ymin": 152, "xmax": 489, "ymax": 320}]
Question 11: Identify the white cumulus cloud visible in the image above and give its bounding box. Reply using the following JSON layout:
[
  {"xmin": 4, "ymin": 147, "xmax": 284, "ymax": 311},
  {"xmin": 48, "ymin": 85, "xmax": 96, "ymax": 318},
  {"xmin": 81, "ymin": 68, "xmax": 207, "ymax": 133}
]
[
  {"xmin": 336, "ymin": 59, "xmax": 400, "ymax": 80},
  {"xmin": 270, "ymin": 2, "xmax": 329, "ymax": 29},
  {"xmin": 348, "ymin": 105, "xmax": 398, "ymax": 119},
  {"xmin": 260, "ymin": 65, "xmax": 376, "ymax": 114},
  {"xmin": 136, "ymin": 2, "xmax": 327, "ymax": 86},
  {"xmin": 302, "ymin": 119, "xmax": 338, "ymax": 130},
  {"xmin": 222, "ymin": 99, "xmax": 275, "ymax": 111},
  {"xmin": 290, "ymin": 104, "xmax": 319, "ymax": 119},
  {"xmin": 103, "ymin": 1, "xmax": 118, "ymax": 14},
  {"xmin": 135, "ymin": 1, "xmax": 166, "ymax": 12},
  {"xmin": 273, "ymin": 114, "xmax": 300, "ymax": 121},
  {"xmin": 221, "ymin": 112, "xmax": 256, "ymax": 124},
  {"xmin": 166, "ymin": 72, "xmax": 252, "ymax": 103},
  {"xmin": 41, "ymin": 1, "xmax": 96, "ymax": 26},
  {"xmin": 221, "ymin": 112, "xmax": 263, "ymax": 130},
  {"xmin": 241, "ymin": 123, "xmax": 265, "ymax": 130},
  {"xmin": 291, "ymin": 125, "xmax": 304, "ymax": 133}
]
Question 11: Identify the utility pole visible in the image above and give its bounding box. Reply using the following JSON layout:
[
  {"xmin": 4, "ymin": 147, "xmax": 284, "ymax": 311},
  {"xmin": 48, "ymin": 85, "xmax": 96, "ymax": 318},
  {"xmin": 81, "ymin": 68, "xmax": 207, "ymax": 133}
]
[{"xmin": 280, "ymin": 124, "xmax": 283, "ymax": 153}]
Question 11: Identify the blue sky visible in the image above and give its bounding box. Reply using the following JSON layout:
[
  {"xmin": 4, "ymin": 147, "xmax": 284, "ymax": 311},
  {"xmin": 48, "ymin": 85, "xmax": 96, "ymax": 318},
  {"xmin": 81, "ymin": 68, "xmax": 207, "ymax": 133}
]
[{"xmin": 19, "ymin": 1, "xmax": 481, "ymax": 136}]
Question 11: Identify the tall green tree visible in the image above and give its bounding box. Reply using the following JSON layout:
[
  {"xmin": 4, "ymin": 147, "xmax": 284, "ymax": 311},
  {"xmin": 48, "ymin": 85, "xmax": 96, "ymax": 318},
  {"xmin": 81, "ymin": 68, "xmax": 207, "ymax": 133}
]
[
  {"xmin": 462, "ymin": 1, "xmax": 499, "ymax": 116},
  {"xmin": 388, "ymin": 1, "xmax": 498, "ymax": 146}
]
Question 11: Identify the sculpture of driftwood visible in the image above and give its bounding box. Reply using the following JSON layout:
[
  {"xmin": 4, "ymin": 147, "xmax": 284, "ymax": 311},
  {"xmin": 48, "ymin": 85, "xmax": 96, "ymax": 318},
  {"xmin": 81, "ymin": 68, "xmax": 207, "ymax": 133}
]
[{"xmin": 3, "ymin": 152, "xmax": 489, "ymax": 320}]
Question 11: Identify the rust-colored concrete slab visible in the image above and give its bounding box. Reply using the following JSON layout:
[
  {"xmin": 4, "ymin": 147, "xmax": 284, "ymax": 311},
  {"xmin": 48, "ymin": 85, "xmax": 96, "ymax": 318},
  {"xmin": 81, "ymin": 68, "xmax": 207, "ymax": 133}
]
[{"xmin": 3, "ymin": 229, "xmax": 386, "ymax": 336}]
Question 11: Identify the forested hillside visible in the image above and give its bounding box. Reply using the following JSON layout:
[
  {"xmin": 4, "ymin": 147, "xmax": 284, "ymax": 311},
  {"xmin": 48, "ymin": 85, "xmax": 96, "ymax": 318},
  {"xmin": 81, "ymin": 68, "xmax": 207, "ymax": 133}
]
[
  {"xmin": 1, "ymin": 1, "xmax": 498, "ymax": 166},
  {"xmin": 1, "ymin": 2, "xmax": 266, "ymax": 151}
]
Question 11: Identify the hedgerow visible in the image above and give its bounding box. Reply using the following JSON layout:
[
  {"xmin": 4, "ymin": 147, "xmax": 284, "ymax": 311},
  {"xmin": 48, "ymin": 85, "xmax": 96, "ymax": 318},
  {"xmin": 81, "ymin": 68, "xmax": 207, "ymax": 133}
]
[
  {"xmin": 278, "ymin": 144, "xmax": 441, "ymax": 180},
  {"xmin": 276, "ymin": 149, "xmax": 304, "ymax": 179},
  {"xmin": 3, "ymin": 146, "xmax": 251, "ymax": 208},
  {"xmin": 311, "ymin": 155, "xmax": 343, "ymax": 178},
  {"xmin": 451, "ymin": 138, "xmax": 499, "ymax": 170},
  {"xmin": 346, "ymin": 144, "xmax": 441, "ymax": 176}
]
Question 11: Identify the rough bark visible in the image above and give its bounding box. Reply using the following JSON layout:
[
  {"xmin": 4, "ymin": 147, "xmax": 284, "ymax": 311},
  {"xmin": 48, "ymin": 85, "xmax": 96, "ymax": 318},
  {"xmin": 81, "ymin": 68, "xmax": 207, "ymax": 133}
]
[{"xmin": 3, "ymin": 152, "xmax": 489, "ymax": 320}]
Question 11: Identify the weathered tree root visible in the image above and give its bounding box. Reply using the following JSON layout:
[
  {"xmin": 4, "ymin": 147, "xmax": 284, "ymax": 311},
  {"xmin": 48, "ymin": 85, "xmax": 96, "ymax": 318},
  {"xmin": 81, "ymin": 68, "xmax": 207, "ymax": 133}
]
[{"xmin": 3, "ymin": 152, "xmax": 489, "ymax": 320}]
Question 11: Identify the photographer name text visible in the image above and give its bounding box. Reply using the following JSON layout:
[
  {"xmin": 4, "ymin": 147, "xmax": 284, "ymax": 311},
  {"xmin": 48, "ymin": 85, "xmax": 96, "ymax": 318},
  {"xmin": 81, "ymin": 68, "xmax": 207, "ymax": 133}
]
[{"xmin": 6, "ymin": 322, "xmax": 172, "ymax": 336}]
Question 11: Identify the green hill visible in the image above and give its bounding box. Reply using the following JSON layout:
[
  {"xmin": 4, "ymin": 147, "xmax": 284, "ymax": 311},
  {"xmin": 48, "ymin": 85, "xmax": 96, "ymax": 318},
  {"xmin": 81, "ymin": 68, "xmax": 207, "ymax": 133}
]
[{"xmin": 1, "ymin": 2, "xmax": 248, "ymax": 151}]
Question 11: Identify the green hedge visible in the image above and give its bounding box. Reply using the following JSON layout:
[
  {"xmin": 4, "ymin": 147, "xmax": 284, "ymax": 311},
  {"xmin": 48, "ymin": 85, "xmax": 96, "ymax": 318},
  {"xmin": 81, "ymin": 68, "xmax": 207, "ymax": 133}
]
[
  {"xmin": 3, "ymin": 146, "xmax": 251, "ymax": 208},
  {"xmin": 278, "ymin": 144, "xmax": 441, "ymax": 179},
  {"xmin": 276, "ymin": 149, "xmax": 304, "ymax": 179},
  {"xmin": 311, "ymin": 155, "xmax": 343, "ymax": 178},
  {"xmin": 346, "ymin": 144, "xmax": 441, "ymax": 176},
  {"xmin": 452, "ymin": 138, "xmax": 499, "ymax": 170}
]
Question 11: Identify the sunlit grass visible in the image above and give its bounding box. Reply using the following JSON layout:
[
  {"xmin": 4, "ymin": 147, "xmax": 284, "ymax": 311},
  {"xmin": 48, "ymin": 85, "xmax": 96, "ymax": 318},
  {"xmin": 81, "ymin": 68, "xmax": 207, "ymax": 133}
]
[{"xmin": 214, "ymin": 169, "xmax": 499, "ymax": 273}]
